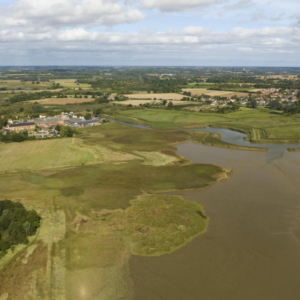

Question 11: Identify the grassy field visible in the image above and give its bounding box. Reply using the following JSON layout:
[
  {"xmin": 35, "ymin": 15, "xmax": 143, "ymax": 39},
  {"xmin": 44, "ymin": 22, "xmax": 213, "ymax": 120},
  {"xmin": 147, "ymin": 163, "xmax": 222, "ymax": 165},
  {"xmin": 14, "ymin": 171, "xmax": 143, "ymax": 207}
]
[
  {"xmin": 125, "ymin": 93, "xmax": 184, "ymax": 100},
  {"xmin": 52, "ymin": 81, "xmax": 92, "ymax": 89},
  {"xmin": 0, "ymin": 138, "xmax": 95, "ymax": 172},
  {"xmin": 182, "ymin": 88, "xmax": 249, "ymax": 98},
  {"xmin": 115, "ymin": 108, "xmax": 300, "ymax": 142},
  {"xmin": 113, "ymin": 99, "xmax": 198, "ymax": 106},
  {"xmin": 0, "ymin": 123, "xmax": 229, "ymax": 299},
  {"xmin": 0, "ymin": 81, "xmax": 53, "ymax": 90}
]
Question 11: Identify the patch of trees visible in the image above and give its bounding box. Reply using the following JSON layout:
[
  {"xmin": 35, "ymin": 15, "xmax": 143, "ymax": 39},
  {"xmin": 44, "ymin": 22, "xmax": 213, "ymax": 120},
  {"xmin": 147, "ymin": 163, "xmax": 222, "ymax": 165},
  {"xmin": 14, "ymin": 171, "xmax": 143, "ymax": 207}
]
[
  {"xmin": 0, "ymin": 117, "xmax": 8, "ymax": 129},
  {"xmin": 0, "ymin": 131, "xmax": 36, "ymax": 143},
  {"xmin": 208, "ymin": 83, "xmax": 252, "ymax": 92},
  {"xmin": 217, "ymin": 103, "xmax": 240, "ymax": 113},
  {"xmin": 247, "ymin": 99, "xmax": 258, "ymax": 109},
  {"xmin": 7, "ymin": 91, "xmax": 62, "ymax": 104},
  {"xmin": 282, "ymin": 100, "xmax": 300, "ymax": 115},
  {"xmin": 0, "ymin": 200, "xmax": 41, "ymax": 254},
  {"xmin": 55, "ymin": 125, "xmax": 76, "ymax": 137},
  {"xmin": 85, "ymin": 76, "xmax": 186, "ymax": 94},
  {"xmin": 268, "ymin": 100, "xmax": 283, "ymax": 111}
]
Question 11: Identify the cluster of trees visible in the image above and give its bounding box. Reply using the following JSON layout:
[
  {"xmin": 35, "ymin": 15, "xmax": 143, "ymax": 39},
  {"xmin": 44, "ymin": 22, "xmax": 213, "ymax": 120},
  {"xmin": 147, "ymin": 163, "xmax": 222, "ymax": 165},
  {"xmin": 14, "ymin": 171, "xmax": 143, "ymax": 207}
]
[
  {"xmin": 247, "ymin": 99, "xmax": 258, "ymax": 109},
  {"xmin": 268, "ymin": 100, "xmax": 283, "ymax": 111},
  {"xmin": 217, "ymin": 103, "xmax": 240, "ymax": 113},
  {"xmin": 86, "ymin": 76, "xmax": 186, "ymax": 94},
  {"xmin": 0, "ymin": 200, "xmax": 41, "ymax": 253},
  {"xmin": 7, "ymin": 91, "xmax": 62, "ymax": 104},
  {"xmin": 0, "ymin": 131, "xmax": 36, "ymax": 143},
  {"xmin": 55, "ymin": 125, "xmax": 77, "ymax": 137},
  {"xmin": 207, "ymin": 83, "xmax": 252, "ymax": 92},
  {"xmin": 0, "ymin": 117, "xmax": 8, "ymax": 129}
]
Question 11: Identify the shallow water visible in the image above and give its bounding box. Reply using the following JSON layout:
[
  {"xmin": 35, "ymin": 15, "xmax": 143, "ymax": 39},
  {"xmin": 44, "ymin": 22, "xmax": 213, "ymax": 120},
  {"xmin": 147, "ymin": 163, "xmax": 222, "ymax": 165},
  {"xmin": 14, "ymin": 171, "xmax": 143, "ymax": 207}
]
[{"xmin": 129, "ymin": 129, "xmax": 300, "ymax": 300}]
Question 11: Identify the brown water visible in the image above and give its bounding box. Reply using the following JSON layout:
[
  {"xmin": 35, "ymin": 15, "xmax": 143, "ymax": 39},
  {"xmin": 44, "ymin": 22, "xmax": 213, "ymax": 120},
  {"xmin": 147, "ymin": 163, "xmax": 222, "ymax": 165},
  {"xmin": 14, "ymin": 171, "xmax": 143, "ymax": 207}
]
[{"xmin": 129, "ymin": 142, "xmax": 300, "ymax": 300}]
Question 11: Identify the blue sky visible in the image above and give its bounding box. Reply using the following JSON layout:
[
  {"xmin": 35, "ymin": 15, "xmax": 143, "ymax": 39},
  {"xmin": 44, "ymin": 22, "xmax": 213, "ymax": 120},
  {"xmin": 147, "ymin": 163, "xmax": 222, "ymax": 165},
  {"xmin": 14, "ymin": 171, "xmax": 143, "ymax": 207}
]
[{"xmin": 0, "ymin": 0, "xmax": 300, "ymax": 66}]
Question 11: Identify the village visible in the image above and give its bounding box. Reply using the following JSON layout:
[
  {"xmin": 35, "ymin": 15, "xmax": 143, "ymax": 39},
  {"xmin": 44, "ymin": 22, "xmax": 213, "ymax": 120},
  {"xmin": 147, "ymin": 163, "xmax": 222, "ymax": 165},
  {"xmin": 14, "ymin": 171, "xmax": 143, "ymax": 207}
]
[
  {"xmin": 2, "ymin": 112, "xmax": 101, "ymax": 138},
  {"xmin": 187, "ymin": 88, "xmax": 300, "ymax": 106}
]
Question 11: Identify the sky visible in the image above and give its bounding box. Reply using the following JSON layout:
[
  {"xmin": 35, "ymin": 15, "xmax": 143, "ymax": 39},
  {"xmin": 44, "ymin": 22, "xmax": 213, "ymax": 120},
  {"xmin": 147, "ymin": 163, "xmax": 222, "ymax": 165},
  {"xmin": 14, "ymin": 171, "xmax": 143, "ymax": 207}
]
[{"xmin": 0, "ymin": 0, "xmax": 300, "ymax": 66}]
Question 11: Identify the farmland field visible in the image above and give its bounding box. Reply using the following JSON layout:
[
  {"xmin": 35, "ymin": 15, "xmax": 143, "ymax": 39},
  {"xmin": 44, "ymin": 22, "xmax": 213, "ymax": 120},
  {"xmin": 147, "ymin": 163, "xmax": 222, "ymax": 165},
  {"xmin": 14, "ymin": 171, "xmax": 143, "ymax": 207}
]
[
  {"xmin": 182, "ymin": 88, "xmax": 249, "ymax": 98},
  {"xmin": 113, "ymin": 99, "xmax": 198, "ymax": 106},
  {"xmin": 125, "ymin": 93, "xmax": 184, "ymax": 100},
  {"xmin": 52, "ymin": 80, "xmax": 92, "ymax": 89},
  {"xmin": 0, "ymin": 80, "xmax": 53, "ymax": 90}
]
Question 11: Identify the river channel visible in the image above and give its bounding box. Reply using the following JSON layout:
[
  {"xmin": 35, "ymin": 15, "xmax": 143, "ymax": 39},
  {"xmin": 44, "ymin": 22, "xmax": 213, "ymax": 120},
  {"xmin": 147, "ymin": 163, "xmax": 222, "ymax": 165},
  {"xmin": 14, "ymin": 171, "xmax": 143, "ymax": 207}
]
[{"xmin": 127, "ymin": 126, "xmax": 300, "ymax": 300}]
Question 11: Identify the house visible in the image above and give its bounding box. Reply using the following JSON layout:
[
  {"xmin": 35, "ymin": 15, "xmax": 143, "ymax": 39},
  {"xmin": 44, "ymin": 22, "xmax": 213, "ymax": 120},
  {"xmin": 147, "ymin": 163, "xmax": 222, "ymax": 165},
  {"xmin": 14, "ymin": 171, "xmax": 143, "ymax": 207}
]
[
  {"xmin": 6, "ymin": 122, "xmax": 35, "ymax": 131},
  {"xmin": 78, "ymin": 118, "xmax": 100, "ymax": 127}
]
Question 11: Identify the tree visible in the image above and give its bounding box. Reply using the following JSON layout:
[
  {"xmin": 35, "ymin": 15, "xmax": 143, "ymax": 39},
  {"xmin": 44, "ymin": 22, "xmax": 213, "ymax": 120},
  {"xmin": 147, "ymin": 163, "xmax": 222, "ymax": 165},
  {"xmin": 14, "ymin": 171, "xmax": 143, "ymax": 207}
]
[
  {"xmin": 55, "ymin": 124, "xmax": 61, "ymax": 132},
  {"xmin": 247, "ymin": 99, "xmax": 257, "ymax": 109},
  {"xmin": 167, "ymin": 101, "xmax": 174, "ymax": 109},
  {"xmin": 60, "ymin": 126, "xmax": 74, "ymax": 137},
  {"xmin": 11, "ymin": 133, "xmax": 25, "ymax": 142},
  {"xmin": 269, "ymin": 100, "xmax": 283, "ymax": 111},
  {"xmin": 94, "ymin": 108, "xmax": 103, "ymax": 116},
  {"xmin": 84, "ymin": 113, "xmax": 92, "ymax": 120}
]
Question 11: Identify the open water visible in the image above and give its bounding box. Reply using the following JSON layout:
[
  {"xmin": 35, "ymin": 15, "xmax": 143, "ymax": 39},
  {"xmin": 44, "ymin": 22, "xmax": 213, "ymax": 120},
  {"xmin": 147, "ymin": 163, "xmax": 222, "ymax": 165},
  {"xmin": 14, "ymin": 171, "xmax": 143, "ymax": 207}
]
[{"xmin": 128, "ymin": 127, "xmax": 300, "ymax": 300}]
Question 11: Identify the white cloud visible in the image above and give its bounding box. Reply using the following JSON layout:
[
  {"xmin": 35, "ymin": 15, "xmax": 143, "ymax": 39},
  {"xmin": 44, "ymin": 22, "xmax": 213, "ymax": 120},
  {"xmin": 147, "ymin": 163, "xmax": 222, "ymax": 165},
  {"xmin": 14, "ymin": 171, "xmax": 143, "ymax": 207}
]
[
  {"xmin": 0, "ymin": 0, "xmax": 299, "ymax": 65},
  {"xmin": 141, "ymin": 0, "xmax": 222, "ymax": 12},
  {"xmin": 179, "ymin": 26, "xmax": 210, "ymax": 35},
  {"xmin": 3, "ymin": 0, "xmax": 145, "ymax": 27}
]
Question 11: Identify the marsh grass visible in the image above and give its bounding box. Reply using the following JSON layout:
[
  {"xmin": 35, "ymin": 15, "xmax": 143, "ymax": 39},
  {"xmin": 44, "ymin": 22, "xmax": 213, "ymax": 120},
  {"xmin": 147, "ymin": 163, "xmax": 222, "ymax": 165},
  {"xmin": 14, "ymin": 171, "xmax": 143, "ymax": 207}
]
[{"xmin": 105, "ymin": 194, "xmax": 209, "ymax": 256}]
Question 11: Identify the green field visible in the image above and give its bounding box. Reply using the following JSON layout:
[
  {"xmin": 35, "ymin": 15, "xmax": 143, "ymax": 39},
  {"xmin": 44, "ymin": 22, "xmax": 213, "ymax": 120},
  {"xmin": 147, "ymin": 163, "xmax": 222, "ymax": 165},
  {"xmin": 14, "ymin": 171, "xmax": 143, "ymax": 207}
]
[
  {"xmin": 114, "ymin": 108, "xmax": 300, "ymax": 142},
  {"xmin": 0, "ymin": 138, "xmax": 95, "ymax": 172},
  {"xmin": 0, "ymin": 81, "xmax": 53, "ymax": 90},
  {"xmin": 54, "ymin": 81, "xmax": 92, "ymax": 89}
]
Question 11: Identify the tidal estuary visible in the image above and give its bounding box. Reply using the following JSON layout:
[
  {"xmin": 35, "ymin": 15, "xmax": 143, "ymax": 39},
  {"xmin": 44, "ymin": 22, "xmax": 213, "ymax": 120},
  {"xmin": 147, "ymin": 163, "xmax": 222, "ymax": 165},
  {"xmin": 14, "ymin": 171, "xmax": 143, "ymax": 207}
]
[{"xmin": 129, "ymin": 128, "xmax": 300, "ymax": 300}]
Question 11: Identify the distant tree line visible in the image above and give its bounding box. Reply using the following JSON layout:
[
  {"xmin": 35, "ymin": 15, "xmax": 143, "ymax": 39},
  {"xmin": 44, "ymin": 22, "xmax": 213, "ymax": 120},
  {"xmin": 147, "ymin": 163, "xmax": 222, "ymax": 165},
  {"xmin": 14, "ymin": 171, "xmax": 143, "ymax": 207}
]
[{"xmin": 7, "ymin": 91, "xmax": 63, "ymax": 104}]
